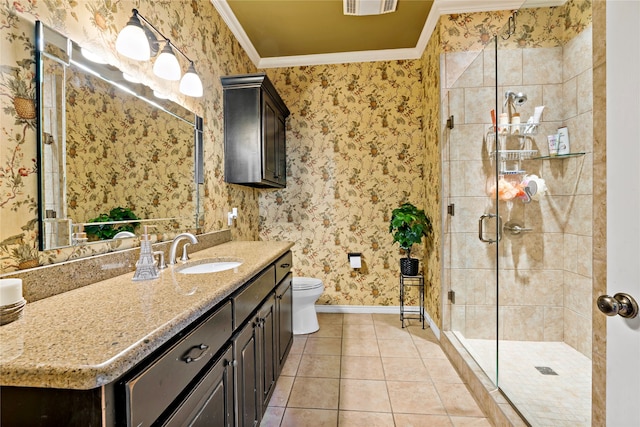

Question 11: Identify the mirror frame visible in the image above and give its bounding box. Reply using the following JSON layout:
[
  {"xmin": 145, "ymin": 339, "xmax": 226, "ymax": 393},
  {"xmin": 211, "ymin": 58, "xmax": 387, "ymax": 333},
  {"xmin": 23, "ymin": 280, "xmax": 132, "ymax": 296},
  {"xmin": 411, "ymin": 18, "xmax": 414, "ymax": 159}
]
[{"xmin": 34, "ymin": 21, "xmax": 204, "ymax": 251}]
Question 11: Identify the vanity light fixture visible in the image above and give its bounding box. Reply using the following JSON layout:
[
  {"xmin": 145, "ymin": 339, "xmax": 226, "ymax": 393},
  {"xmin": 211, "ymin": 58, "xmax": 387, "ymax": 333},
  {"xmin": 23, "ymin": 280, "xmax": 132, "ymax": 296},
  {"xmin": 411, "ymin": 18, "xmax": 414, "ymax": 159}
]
[
  {"xmin": 80, "ymin": 47, "xmax": 108, "ymax": 64},
  {"xmin": 179, "ymin": 62, "xmax": 204, "ymax": 98},
  {"xmin": 122, "ymin": 72, "xmax": 141, "ymax": 84},
  {"xmin": 115, "ymin": 10, "xmax": 151, "ymax": 61},
  {"xmin": 153, "ymin": 41, "xmax": 181, "ymax": 81},
  {"xmin": 115, "ymin": 9, "xmax": 203, "ymax": 97}
]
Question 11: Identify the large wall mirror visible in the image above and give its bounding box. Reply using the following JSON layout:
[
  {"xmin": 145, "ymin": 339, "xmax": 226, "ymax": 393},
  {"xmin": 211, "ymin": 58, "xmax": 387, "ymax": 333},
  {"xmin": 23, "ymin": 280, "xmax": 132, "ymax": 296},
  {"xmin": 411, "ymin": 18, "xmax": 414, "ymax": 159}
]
[{"xmin": 35, "ymin": 21, "xmax": 204, "ymax": 251}]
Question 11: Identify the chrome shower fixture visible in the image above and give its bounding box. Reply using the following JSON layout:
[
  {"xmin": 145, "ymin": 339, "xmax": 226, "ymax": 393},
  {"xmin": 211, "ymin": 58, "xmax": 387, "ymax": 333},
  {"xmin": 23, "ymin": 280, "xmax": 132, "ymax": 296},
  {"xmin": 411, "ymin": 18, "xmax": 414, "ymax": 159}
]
[{"xmin": 504, "ymin": 90, "xmax": 528, "ymax": 107}]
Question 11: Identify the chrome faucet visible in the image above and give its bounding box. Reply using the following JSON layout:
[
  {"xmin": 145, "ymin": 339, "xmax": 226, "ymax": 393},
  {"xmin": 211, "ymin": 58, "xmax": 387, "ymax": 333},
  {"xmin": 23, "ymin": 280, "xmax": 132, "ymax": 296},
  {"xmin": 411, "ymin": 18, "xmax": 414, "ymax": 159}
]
[{"xmin": 168, "ymin": 233, "xmax": 199, "ymax": 265}]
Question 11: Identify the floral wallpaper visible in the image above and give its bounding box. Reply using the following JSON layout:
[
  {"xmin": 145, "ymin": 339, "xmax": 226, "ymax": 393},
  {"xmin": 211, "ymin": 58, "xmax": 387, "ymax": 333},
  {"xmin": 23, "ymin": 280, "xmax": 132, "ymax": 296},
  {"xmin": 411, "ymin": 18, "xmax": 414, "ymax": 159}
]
[
  {"xmin": 421, "ymin": 21, "xmax": 442, "ymax": 327},
  {"xmin": 260, "ymin": 61, "xmax": 428, "ymax": 308},
  {"xmin": 0, "ymin": 0, "xmax": 257, "ymax": 272},
  {"xmin": 64, "ymin": 67, "xmax": 195, "ymax": 231},
  {"xmin": 441, "ymin": 0, "xmax": 592, "ymax": 53}
]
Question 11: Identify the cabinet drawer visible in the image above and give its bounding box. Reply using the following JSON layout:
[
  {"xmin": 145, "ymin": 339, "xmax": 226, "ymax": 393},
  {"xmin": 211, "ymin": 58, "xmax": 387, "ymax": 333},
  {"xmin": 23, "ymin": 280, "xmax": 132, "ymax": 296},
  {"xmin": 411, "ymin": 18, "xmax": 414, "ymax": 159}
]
[
  {"xmin": 233, "ymin": 266, "xmax": 275, "ymax": 327},
  {"xmin": 125, "ymin": 301, "xmax": 233, "ymax": 427},
  {"xmin": 274, "ymin": 251, "xmax": 292, "ymax": 284}
]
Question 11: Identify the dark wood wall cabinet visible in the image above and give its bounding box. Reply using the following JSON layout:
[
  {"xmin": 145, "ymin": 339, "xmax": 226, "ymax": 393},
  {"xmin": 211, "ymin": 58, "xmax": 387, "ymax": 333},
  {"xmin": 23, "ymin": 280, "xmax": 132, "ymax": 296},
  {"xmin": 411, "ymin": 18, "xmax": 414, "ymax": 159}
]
[
  {"xmin": 0, "ymin": 251, "xmax": 294, "ymax": 427},
  {"xmin": 221, "ymin": 73, "xmax": 290, "ymax": 188}
]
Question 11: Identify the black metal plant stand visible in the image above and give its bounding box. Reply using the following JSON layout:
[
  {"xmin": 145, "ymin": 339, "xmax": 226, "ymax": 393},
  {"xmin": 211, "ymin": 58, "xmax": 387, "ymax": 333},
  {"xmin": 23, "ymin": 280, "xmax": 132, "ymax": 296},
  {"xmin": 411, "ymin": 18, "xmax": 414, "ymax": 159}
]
[{"xmin": 399, "ymin": 273, "xmax": 425, "ymax": 329}]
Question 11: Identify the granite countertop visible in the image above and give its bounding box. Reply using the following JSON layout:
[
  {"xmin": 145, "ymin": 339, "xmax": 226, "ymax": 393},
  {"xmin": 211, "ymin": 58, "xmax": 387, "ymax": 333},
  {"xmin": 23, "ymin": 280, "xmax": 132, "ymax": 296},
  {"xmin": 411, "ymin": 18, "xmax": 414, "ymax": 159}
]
[{"xmin": 0, "ymin": 241, "xmax": 293, "ymax": 390}]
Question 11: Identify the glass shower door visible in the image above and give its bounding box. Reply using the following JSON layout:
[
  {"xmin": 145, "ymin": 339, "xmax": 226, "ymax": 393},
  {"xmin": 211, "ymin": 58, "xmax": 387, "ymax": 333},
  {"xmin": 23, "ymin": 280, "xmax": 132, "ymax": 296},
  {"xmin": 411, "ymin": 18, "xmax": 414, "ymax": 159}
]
[{"xmin": 443, "ymin": 34, "xmax": 501, "ymax": 386}]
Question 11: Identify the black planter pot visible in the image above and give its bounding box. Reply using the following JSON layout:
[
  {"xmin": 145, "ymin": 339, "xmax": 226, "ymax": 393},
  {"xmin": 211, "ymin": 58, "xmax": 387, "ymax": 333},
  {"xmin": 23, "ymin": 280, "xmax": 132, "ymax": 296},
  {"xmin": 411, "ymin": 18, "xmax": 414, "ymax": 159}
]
[{"xmin": 400, "ymin": 257, "xmax": 419, "ymax": 276}]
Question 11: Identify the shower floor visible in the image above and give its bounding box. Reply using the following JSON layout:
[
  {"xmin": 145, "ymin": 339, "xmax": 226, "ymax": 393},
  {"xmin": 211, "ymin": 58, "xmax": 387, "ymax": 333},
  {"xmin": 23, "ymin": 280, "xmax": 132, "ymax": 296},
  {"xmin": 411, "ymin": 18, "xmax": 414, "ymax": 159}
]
[{"xmin": 456, "ymin": 334, "xmax": 591, "ymax": 426}]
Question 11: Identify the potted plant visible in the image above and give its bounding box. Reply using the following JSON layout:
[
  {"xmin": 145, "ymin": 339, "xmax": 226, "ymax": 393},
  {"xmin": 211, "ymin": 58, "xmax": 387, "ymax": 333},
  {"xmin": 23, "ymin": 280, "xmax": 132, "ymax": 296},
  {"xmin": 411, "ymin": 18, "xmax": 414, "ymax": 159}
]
[
  {"xmin": 389, "ymin": 202, "xmax": 432, "ymax": 276},
  {"xmin": 85, "ymin": 207, "xmax": 140, "ymax": 241}
]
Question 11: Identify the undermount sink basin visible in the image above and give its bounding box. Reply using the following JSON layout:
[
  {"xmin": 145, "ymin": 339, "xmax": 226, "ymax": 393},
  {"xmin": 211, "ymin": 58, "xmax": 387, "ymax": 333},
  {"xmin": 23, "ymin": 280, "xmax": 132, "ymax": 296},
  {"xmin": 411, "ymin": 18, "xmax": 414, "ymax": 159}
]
[{"xmin": 177, "ymin": 259, "xmax": 243, "ymax": 275}]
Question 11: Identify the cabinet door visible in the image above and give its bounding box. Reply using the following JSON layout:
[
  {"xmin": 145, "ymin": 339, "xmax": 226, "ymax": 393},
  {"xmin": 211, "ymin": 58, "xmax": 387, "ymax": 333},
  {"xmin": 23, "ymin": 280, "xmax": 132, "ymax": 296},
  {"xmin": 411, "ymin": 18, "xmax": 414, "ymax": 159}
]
[
  {"xmin": 276, "ymin": 273, "xmax": 293, "ymax": 372},
  {"xmin": 263, "ymin": 94, "xmax": 279, "ymax": 184},
  {"xmin": 234, "ymin": 318, "xmax": 260, "ymax": 427},
  {"xmin": 163, "ymin": 346, "xmax": 234, "ymax": 427},
  {"xmin": 258, "ymin": 295, "xmax": 277, "ymax": 409}
]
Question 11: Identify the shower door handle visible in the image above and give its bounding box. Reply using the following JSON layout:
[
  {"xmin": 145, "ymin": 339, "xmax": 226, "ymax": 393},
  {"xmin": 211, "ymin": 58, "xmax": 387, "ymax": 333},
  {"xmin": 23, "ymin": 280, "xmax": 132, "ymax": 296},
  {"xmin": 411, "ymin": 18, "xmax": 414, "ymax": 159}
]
[{"xmin": 478, "ymin": 214, "xmax": 502, "ymax": 244}]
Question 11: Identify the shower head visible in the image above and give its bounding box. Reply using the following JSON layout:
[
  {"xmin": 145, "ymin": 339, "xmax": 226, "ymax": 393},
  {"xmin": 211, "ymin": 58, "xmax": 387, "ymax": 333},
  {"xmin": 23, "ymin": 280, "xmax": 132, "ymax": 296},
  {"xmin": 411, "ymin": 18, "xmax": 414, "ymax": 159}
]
[{"xmin": 505, "ymin": 90, "xmax": 528, "ymax": 107}]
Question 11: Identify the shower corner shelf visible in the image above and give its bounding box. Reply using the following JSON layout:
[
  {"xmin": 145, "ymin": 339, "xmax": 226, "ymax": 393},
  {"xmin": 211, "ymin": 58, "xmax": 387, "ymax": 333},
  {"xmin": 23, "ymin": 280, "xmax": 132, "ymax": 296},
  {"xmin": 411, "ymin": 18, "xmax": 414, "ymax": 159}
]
[
  {"xmin": 533, "ymin": 152, "xmax": 586, "ymax": 160},
  {"xmin": 490, "ymin": 150, "xmax": 538, "ymax": 161}
]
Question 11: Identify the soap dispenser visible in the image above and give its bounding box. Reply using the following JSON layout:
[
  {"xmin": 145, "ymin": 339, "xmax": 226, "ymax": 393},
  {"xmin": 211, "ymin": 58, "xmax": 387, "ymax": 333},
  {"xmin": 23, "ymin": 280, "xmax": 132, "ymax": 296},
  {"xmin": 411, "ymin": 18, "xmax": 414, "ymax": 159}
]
[{"xmin": 133, "ymin": 226, "xmax": 159, "ymax": 281}]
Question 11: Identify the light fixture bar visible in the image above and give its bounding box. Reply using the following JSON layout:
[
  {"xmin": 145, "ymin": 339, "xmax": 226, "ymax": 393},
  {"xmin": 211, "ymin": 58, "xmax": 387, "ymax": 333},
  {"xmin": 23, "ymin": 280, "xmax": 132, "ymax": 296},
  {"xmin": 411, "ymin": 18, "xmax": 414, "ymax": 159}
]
[{"xmin": 116, "ymin": 9, "xmax": 203, "ymax": 96}]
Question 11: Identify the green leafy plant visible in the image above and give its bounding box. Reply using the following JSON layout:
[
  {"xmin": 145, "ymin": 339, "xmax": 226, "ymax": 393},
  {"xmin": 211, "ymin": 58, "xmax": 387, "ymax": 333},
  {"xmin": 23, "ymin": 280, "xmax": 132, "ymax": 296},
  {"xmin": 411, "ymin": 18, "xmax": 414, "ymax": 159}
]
[
  {"xmin": 389, "ymin": 203, "xmax": 432, "ymax": 259},
  {"xmin": 85, "ymin": 207, "xmax": 140, "ymax": 240}
]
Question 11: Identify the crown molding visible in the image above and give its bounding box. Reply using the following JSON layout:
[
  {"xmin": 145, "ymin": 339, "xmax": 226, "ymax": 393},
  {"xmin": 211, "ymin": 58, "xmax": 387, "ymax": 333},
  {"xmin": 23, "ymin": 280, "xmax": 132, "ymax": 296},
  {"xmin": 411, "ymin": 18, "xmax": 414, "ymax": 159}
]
[
  {"xmin": 211, "ymin": 0, "xmax": 565, "ymax": 69},
  {"xmin": 211, "ymin": 0, "xmax": 261, "ymax": 67}
]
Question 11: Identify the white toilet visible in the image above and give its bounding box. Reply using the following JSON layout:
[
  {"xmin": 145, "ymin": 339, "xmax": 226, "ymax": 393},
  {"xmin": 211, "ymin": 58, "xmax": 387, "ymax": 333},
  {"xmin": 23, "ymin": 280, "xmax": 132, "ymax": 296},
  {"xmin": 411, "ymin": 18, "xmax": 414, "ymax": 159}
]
[{"xmin": 292, "ymin": 277, "xmax": 324, "ymax": 335}]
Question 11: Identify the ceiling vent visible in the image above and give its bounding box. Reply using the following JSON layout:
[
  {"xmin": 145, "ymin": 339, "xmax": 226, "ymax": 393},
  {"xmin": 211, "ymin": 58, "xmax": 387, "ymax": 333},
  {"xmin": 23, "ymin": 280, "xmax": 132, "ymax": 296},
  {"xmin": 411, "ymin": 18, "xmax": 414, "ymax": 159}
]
[{"xmin": 343, "ymin": 0, "xmax": 398, "ymax": 16}]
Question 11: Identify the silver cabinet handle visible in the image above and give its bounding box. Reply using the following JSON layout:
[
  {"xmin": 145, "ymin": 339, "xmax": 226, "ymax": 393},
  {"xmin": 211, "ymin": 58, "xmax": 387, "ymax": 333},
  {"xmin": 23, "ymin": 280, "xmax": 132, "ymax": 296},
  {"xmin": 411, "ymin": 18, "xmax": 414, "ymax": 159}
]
[
  {"xmin": 478, "ymin": 213, "xmax": 501, "ymax": 243},
  {"xmin": 597, "ymin": 293, "xmax": 639, "ymax": 318},
  {"xmin": 181, "ymin": 343, "xmax": 209, "ymax": 363}
]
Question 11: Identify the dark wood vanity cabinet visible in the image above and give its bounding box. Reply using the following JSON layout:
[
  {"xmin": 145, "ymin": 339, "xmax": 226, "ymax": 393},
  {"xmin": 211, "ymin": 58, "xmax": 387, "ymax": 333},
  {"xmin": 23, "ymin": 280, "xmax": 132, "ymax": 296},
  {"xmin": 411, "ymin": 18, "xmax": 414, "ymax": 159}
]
[
  {"xmin": 221, "ymin": 73, "xmax": 290, "ymax": 188},
  {"xmin": 0, "ymin": 251, "xmax": 293, "ymax": 427}
]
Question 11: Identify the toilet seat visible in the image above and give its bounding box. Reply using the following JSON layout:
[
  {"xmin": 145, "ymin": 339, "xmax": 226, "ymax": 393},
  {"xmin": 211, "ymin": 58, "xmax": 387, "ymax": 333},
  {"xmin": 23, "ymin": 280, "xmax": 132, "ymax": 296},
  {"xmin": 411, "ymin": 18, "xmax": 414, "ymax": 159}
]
[{"xmin": 292, "ymin": 277, "xmax": 323, "ymax": 291}]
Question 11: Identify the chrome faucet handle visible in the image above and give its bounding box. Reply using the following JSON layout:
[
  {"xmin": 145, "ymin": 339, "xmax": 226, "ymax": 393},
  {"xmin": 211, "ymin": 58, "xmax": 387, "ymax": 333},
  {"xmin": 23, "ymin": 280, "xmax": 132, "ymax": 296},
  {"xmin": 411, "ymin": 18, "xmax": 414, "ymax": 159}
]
[{"xmin": 180, "ymin": 243, "xmax": 191, "ymax": 262}]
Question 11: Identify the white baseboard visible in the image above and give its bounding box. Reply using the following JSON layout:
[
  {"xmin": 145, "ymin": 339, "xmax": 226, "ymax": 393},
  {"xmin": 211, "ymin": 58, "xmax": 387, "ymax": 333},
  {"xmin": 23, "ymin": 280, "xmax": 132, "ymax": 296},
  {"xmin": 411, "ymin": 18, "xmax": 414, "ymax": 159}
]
[{"xmin": 315, "ymin": 305, "xmax": 440, "ymax": 339}]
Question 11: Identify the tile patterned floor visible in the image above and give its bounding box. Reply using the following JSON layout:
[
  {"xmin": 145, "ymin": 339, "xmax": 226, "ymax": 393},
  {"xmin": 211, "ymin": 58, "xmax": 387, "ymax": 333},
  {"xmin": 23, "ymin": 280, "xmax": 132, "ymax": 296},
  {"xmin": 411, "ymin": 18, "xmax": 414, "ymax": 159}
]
[
  {"xmin": 463, "ymin": 338, "xmax": 591, "ymax": 426},
  {"xmin": 260, "ymin": 313, "xmax": 493, "ymax": 427}
]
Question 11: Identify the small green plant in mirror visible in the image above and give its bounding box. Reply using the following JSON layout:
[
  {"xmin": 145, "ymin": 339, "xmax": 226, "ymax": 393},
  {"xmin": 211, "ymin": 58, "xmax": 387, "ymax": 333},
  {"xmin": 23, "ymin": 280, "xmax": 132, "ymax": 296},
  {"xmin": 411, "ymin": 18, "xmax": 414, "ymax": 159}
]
[{"xmin": 85, "ymin": 207, "xmax": 140, "ymax": 241}]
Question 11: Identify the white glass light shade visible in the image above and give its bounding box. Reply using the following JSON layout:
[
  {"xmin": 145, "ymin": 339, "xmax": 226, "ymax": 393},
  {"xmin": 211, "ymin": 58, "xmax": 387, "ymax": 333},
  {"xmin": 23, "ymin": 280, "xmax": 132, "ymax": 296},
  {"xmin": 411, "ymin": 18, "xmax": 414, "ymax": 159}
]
[
  {"xmin": 153, "ymin": 90, "xmax": 170, "ymax": 99},
  {"xmin": 81, "ymin": 47, "xmax": 108, "ymax": 64},
  {"xmin": 153, "ymin": 43, "xmax": 181, "ymax": 81},
  {"xmin": 179, "ymin": 63, "xmax": 203, "ymax": 97},
  {"xmin": 122, "ymin": 72, "xmax": 141, "ymax": 84},
  {"xmin": 115, "ymin": 13, "xmax": 150, "ymax": 61}
]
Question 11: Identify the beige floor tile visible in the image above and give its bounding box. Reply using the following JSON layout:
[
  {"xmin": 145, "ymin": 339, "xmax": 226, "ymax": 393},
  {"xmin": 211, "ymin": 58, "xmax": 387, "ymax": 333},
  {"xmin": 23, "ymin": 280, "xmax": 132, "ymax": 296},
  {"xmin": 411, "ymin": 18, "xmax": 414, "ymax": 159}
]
[
  {"xmin": 449, "ymin": 416, "xmax": 493, "ymax": 426},
  {"xmin": 318, "ymin": 312, "xmax": 344, "ymax": 325},
  {"xmin": 288, "ymin": 377, "xmax": 340, "ymax": 409},
  {"xmin": 374, "ymin": 322, "xmax": 414, "ymax": 341},
  {"xmin": 280, "ymin": 351, "xmax": 302, "ymax": 376},
  {"xmin": 341, "ymin": 355, "xmax": 385, "ymax": 380},
  {"xmin": 297, "ymin": 354, "xmax": 341, "ymax": 378},
  {"xmin": 289, "ymin": 335, "xmax": 307, "ymax": 354},
  {"xmin": 268, "ymin": 375, "xmax": 294, "ymax": 407},
  {"xmin": 342, "ymin": 338, "xmax": 380, "ymax": 357},
  {"xmin": 313, "ymin": 323, "xmax": 344, "ymax": 338},
  {"xmin": 338, "ymin": 410, "xmax": 395, "ymax": 426},
  {"xmin": 414, "ymin": 339, "xmax": 448, "ymax": 359},
  {"xmin": 382, "ymin": 357, "xmax": 431, "ymax": 382},
  {"xmin": 393, "ymin": 413, "xmax": 453, "ymax": 426},
  {"xmin": 339, "ymin": 379, "xmax": 391, "ymax": 412},
  {"xmin": 304, "ymin": 337, "xmax": 343, "ymax": 355},
  {"xmin": 371, "ymin": 313, "xmax": 398, "ymax": 325},
  {"xmin": 260, "ymin": 406, "xmax": 285, "ymax": 427},
  {"xmin": 280, "ymin": 408, "xmax": 338, "ymax": 427},
  {"xmin": 434, "ymin": 383, "xmax": 485, "ymax": 418},
  {"xmin": 408, "ymin": 325, "xmax": 439, "ymax": 342},
  {"xmin": 377, "ymin": 338, "xmax": 420, "ymax": 358},
  {"xmin": 343, "ymin": 313, "xmax": 374, "ymax": 324},
  {"xmin": 387, "ymin": 380, "xmax": 447, "ymax": 415},
  {"xmin": 343, "ymin": 323, "xmax": 376, "ymax": 338},
  {"xmin": 400, "ymin": 318, "xmax": 425, "ymax": 329},
  {"xmin": 425, "ymin": 358, "xmax": 464, "ymax": 383}
]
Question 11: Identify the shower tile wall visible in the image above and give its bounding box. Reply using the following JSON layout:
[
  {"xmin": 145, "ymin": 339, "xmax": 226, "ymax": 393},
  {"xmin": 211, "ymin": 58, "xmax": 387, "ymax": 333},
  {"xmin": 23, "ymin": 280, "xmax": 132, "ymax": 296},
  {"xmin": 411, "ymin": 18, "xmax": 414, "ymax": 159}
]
[{"xmin": 443, "ymin": 26, "xmax": 593, "ymax": 358}]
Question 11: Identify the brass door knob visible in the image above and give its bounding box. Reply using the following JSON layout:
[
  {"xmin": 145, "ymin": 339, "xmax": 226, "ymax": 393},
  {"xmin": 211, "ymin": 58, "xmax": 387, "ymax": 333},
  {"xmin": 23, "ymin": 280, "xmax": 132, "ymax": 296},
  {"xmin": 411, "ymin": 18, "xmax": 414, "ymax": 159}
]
[{"xmin": 597, "ymin": 293, "xmax": 639, "ymax": 318}]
